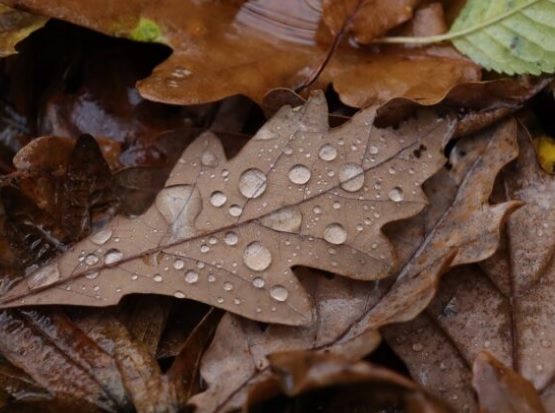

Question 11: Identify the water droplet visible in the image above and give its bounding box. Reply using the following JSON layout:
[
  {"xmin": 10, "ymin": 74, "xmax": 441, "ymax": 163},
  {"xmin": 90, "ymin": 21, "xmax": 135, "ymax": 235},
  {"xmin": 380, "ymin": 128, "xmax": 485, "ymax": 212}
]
[
  {"xmin": 224, "ymin": 232, "xmax": 239, "ymax": 246},
  {"xmin": 270, "ymin": 285, "xmax": 289, "ymax": 302},
  {"xmin": 324, "ymin": 223, "xmax": 347, "ymax": 245},
  {"xmin": 260, "ymin": 206, "xmax": 302, "ymax": 232},
  {"xmin": 172, "ymin": 66, "xmax": 191, "ymax": 78},
  {"xmin": 217, "ymin": 297, "xmax": 224, "ymax": 303},
  {"xmin": 174, "ymin": 291, "xmax": 186, "ymax": 298},
  {"xmin": 288, "ymin": 164, "xmax": 311, "ymax": 185},
  {"xmin": 239, "ymin": 168, "xmax": 267, "ymax": 199},
  {"xmin": 388, "ymin": 166, "xmax": 396, "ymax": 175},
  {"xmin": 388, "ymin": 187, "xmax": 404, "ymax": 202},
  {"xmin": 253, "ymin": 277, "xmax": 265, "ymax": 288},
  {"xmin": 200, "ymin": 244, "xmax": 210, "ymax": 253},
  {"xmin": 319, "ymin": 144, "xmax": 337, "ymax": 161},
  {"xmin": 208, "ymin": 236, "xmax": 218, "ymax": 245},
  {"xmin": 85, "ymin": 271, "xmax": 99, "ymax": 280},
  {"xmin": 243, "ymin": 242, "xmax": 272, "ymax": 272},
  {"xmin": 210, "ymin": 191, "xmax": 227, "ymax": 207},
  {"xmin": 201, "ymin": 151, "xmax": 219, "ymax": 167},
  {"xmin": 165, "ymin": 78, "xmax": 179, "ymax": 88},
  {"xmin": 223, "ymin": 281, "xmax": 234, "ymax": 291},
  {"xmin": 234, "ymin": 298, "xmax": 241, "ymax": 305},
  {"xmin": 173, "ymin": 259, "xmax": 185, "ymax": 270},
  {"xmin": 90, "ymin": 228, "xmax": 113, "ymax": 245},
  {"xmin": 153, "ymin": 274, "xmax": 163, "ymax": 282},
  {"xmin": 369, "ymin": 145, "xmax": 379, "ymax": 154},
  {"xmin": 208, "ymin": 274, "xmax": 216, "ymax": 283},
  {"xmin": 85, "ymin": 254, "xmax": 99, "ymax": 266},
  {"xmin": 228, "ymin": 204, "xmax": 243, "ymax": 217},
  {"xmin": 185, "ymin": 270, "xmax": 199, "ymax": 284},
  {"xmin": 412, "ymin": 343, "xmax": 423, "ymax": 352},
  {"xmin": 313, "ymin": 206, "xmax": 322, "ymax": 214},
  {"xmin": 104, "ymin": 249, "xmax": 123, "ymax": 265},
  {"xmin": 283, "ymin": 146, "xmax": 293, "ymax": 155},
  {"xmin": 339, "ymin": 164, "xmax": 364, "ymax": 192},
  {"xmin": 131, "ymin": 273, "xmax": 138, "ymax": 281}
]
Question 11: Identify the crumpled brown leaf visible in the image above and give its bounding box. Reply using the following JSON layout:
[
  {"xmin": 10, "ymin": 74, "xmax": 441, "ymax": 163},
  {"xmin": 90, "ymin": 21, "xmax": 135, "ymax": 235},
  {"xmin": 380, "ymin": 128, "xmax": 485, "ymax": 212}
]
[
  {"xmin": 0, "ymin": 91, "xmax": 453, "ymax": 326},
  {"xmin": 383, "ymin": 125, "xmax": 555, "ymax": 412},
  {"xmin": 3, "ymin": 0, "xmax": 481, "ymax": 106}
]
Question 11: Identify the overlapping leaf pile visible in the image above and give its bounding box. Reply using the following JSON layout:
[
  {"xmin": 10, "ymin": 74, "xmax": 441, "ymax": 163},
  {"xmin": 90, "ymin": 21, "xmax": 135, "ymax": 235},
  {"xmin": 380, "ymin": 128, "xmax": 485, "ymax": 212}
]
[{"xmin": 0, "ymin": 1, "xmax": 554, "ymax": 413}]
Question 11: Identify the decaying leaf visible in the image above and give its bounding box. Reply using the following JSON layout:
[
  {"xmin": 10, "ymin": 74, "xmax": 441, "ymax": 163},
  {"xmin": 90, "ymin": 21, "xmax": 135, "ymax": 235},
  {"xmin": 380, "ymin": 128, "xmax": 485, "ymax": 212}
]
[
  {"xmin": 0, "ymin": 91, "xmax": 453, "ymax": 326},
  {"xmin": 383, "ymin": 125, "xmax": 555, "ymax": 412},
  {"xmin": 0, "ymin": 4, "xmax": 46, "ymax": 57}
]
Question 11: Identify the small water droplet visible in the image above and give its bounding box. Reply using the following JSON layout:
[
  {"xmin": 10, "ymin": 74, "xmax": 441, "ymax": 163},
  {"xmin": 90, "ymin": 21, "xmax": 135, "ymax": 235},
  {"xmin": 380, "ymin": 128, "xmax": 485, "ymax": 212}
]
[
  {"xmin": 208, "ymin": 274, "xmax": 216, "ymax": 283},
  {"xmin": 260, "ymin": 206, "xmax": 302, "ymax": 232},
  {"xmin": 223, "ymin": 281, "xmax": 234, "ymax": 291},
  {"xmin": 234, "ymin": 298, "xmax": 241, "ymax": 305},
  {"xmin": 104, "ymin": 249, "xmax": 123, "ymax": 265},
  {"xmin": 174, "ymin": 291, "xmax": 186, "ymax": 298},
  {"xmin": 324, "ymin": 223, "xmax": 347, "ymax": 245},
  {"xmin": 283, "ymin": 146, "xmax": 293, "ymax": 155},
  {"xmin": 172, "ymin": 66, "xmax": 191, "ymax": 78},
  {"xmin": 318, "ymin": 144, "xmax": 337, "ymax": 161},
  {"xmin": 369, "ymin": 145, "xmax": 379, "ymax": 154},
  {"xmin": 239, "ymin": 168, "xmax": 267, "ymax": 199},
  {"xmin": 224, "ymin": 231, "xmax": 239, "ymax": 246},
  {"xmin": 173, "ymin": 259, "xmax": 185, "ymax": 270},
  {"xmin": 85, "ymin": 271, "xmax": 99, "ymax": 280},
  {"xmin": 243, "ymin": 242, "xmax": 273, "ymax": 272},
  {"xmin": 388, "ymin": 187, "xmax": 404, "ymax": 202},
  {"xmin": 339, "ymin": 164, "xmax": 364, "ymax": 192},
  {"xmin": 288, "ymin": 164, "xmax": 311, "ymax": 185},
  {"xmin": 270, "ymin": 285, "xmax": 289, "ymax": 302},
  {"xmin": 153, "ymin": 274, "xmax": 163, "ymax": 282},
  {"xmin": 388, "ymin": 166, "xmax": 397, "ymax": 175},
  {"xmin": 210, "ymin": 191, "xmax": 227, "ymax": 207},
  {"xmin": 85, "ymin": 254, "xmax": 99, "ymax": 266},
  {"xmin": 200, "ymin": 244, "xmax": 210, "ymax": 253},
  {"xmin": 333, "ymin": 201, "xmax": 341, "ymax": 209},
  {"xmin": 131, "ymin": 273, "xmax": 138, "ymax": 281},
  {"xmin": 313, "ymin": 206, "xmax": 322, "ymax": 214},
  {"xmin": 228, "ymin": 204, "xmax": 243, "ymax": 217},
  {"xmin": 185, "ymin": 270, "xmax": 199, "ymax": 284},
  {"xmin": 165, "ymin": 78, "xmax": 179, "ymax": 88},
  {"xmin": 253, "ymin": 277, "xmax": 265, "ymax": 288},
  {"xmin": 541, "ymin": 339, "xmax": 552, "ymax": 348},
  {"xmin": 412, "ymin": 343, "xmax": 423, "ymax": 352},
  {"xmin": 201, "ymin": 151, "xmax": 219, "ymax": 167},
  {"xmin": 217, "ymin": 297, "xmax": 224, "ymax": 303},
  {"xmin": 90, "ymin": 228, "xmax": 113, "ymax": 245}
]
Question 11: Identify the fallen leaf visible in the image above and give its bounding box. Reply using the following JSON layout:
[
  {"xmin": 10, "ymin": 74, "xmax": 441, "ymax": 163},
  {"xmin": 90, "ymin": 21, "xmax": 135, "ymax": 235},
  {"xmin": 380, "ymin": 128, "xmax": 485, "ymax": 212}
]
[
  {"xmin": 0, "ymin": 91, "xmax": 453, "ymax": 326},
  {"xmin": 383, "ymin": 125, "xmax": 555, "ymax": 411},
  {"xmin": 473, "ymin": 351, "xmax": 547, "ymax": 413},
  {"xmin": 0, "ymin": 4, "xmax": 46, "ymax": 57}
]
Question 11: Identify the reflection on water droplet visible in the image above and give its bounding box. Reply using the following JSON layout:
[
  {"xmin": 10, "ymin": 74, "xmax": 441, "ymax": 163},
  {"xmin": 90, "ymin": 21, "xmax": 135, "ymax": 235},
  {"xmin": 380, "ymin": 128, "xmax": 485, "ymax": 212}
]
[
  {"xmin": 388, "ymin": 187, "xmax": 404, "ymax": 202},
  {"xmin": 243, "ymin": 242, "xmax": 273, "ymax": 271},
  {"xmin": 228, "ymin": 204, "xmax": 243, "ymax": 217},
  {"xmin": 288, "ymin": 164, "xmax": 311, "ymax": 184},
  {"xmin": 185, "ymin": 270, "xmax": 199, "ymax": 284},
  {"xmin": 260, "ymin": 206, "xmax": 302, "ymax": 232},
  {"xmin": 104, "ymin": 249, "xmax": 123, "ymax": 265},
  {"xmin": 153, "ymin": 274, "xmax": 163, "ymax": 282},
  {"xmin": 223, "ymin": 281, "xmax": 234, "ymax": 291},
  {"xmin": 324, "ymin": 223, "xmax": 347, "ymax": 245},
  {"xmin": 174, "ymin": 291, "xmax": 186, "ymax": 298},
  {"xmin": 201, "ymin": 151, "xmax": 219, "ymax": 167},
  {"xmin": 239, "ymin": 168, "xmax": 267, "ymax": 199},
  {"xmin": 319, "ymin": 144, "xmax": 337, "ymax": 161},
  {"xmin": 85, "ymin": 254, "xmax": 99, "ymax": 266},
  {"xmin": 253, "ymin": 277, "xmax": 265, "ymax": 288},
  {"xmin": 210, "ymin": 191, "xmax": 227, "ymax": 207},
  {"xmin": 369, "ymin": 145, "xmax": 379, "ymax": 154},
  {"xmin": 173, "ymin": 259, "xmax": 185, "ymax": 270},
  {"xmin": 270, "ymin": 285, "xmax": 289, "ymax": 302},
  {"xmin": 90, "ymin": 228, "xmax": 113, "ymax": 245},
  {"xmin": 224, "ymin": 231, "xmax": 239, "ymax": 245},
  {"xmin": 339, "ymin": 164, "xmax": 364, "ymax": 192}
]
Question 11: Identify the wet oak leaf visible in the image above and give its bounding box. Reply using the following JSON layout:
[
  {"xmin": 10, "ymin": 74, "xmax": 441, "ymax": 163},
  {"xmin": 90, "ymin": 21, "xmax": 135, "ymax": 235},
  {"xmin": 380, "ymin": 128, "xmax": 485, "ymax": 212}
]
[
  {"xmin": 0, "ymin": 91, "xmax": 453, "ymax": 326},
  {"xmin": 2, "ymin": 0, "xmax": 481, "ymax": 106}
]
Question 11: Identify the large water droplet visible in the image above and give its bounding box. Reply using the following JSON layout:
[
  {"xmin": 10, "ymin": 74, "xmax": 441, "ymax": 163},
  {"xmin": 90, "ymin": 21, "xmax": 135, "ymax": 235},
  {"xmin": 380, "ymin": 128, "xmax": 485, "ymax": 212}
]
[
  {"xmin": 243, "ymin": 241, "xmax": 272, "ymax": 272},
  {"xmin": 253, "ymin": 277, "xmax": 265, "ymax": 288},
  {"xmin": 85, "ymin": 254, "xmax": 99, "ymax": 266},
  {"xmin": 270, "ymin": 285, "xmax": 289, "ymax": 302},
  {"xmin": 104, "ymin": 249, "xmax": 123, "ymax": 265},
  {"xmin": 201, "ymin": 151, "xmax": 219, "ymax": 167},
  {"xmin": 339, "ymin": 164, "xmax": 364, "ymax": 192},
  {"xmin": 319, "ymin": 144, "xmax": 337, "ymax": 161},
  {"xmin": 156, "ymin": 185, "xmax": 201, "ymax": 241},
  {"xmin": 90, "ymin": 228, "xmax": 113, "ymax": 245},
  {"xmin": 210, "ymin": 191, "xmax": 227, "ymax": 207},
  {"xmin": 260, "ymin": 206, "xmax": 302, "ymax": 232},
  {"xmin": 288, "ymin": 164, "xmax": 311, "ymax": 185},
  {"xmin": 239, "ymin": 168, "xmax": 267, "ymax": 199},
  {"xmin": 185, "ymin": 270, "xmax": 199, "ymax": 284},
  {"xmin": 27, "ymin": 263, "xmax": 60, "ymax": 289},
  {"xmin": 388, "ymin": 187, "xmax": 404, "ymax": 202},
  {"xmin": 224, "ymin": 231, "xmax": 239, "ymax": 246},
  {"xmin": 324, "ymin": 223, "xmax": 347, "ymax": 245}
]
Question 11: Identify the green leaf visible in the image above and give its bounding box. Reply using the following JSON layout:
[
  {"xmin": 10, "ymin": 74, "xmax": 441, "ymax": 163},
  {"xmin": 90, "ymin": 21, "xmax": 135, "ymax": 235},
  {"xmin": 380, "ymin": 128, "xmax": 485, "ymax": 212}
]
[{"xmin": 449, "ymin": 0, "xmax": 555, "ymax": 75}]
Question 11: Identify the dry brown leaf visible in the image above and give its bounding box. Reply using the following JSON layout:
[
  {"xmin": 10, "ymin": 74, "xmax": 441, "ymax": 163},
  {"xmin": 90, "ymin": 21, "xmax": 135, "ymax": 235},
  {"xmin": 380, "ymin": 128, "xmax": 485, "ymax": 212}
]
[
  {"xmin": 3, "ymin": 0, "xmax": 480, "ymax": 106},
  {"xmin": 0, "ymin": 4, "xmax": 46, "ymax": 57},
  {"xmin": 0, "ymin": 91, "xmax": 453, "ymax": 326},
  {"xmin": 473, "ymin": 351, "xmax": 547, "ymax": 413},
  {"xmin": 383, "ymin": 125, "xmax": 555, "ymax": 412}
]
